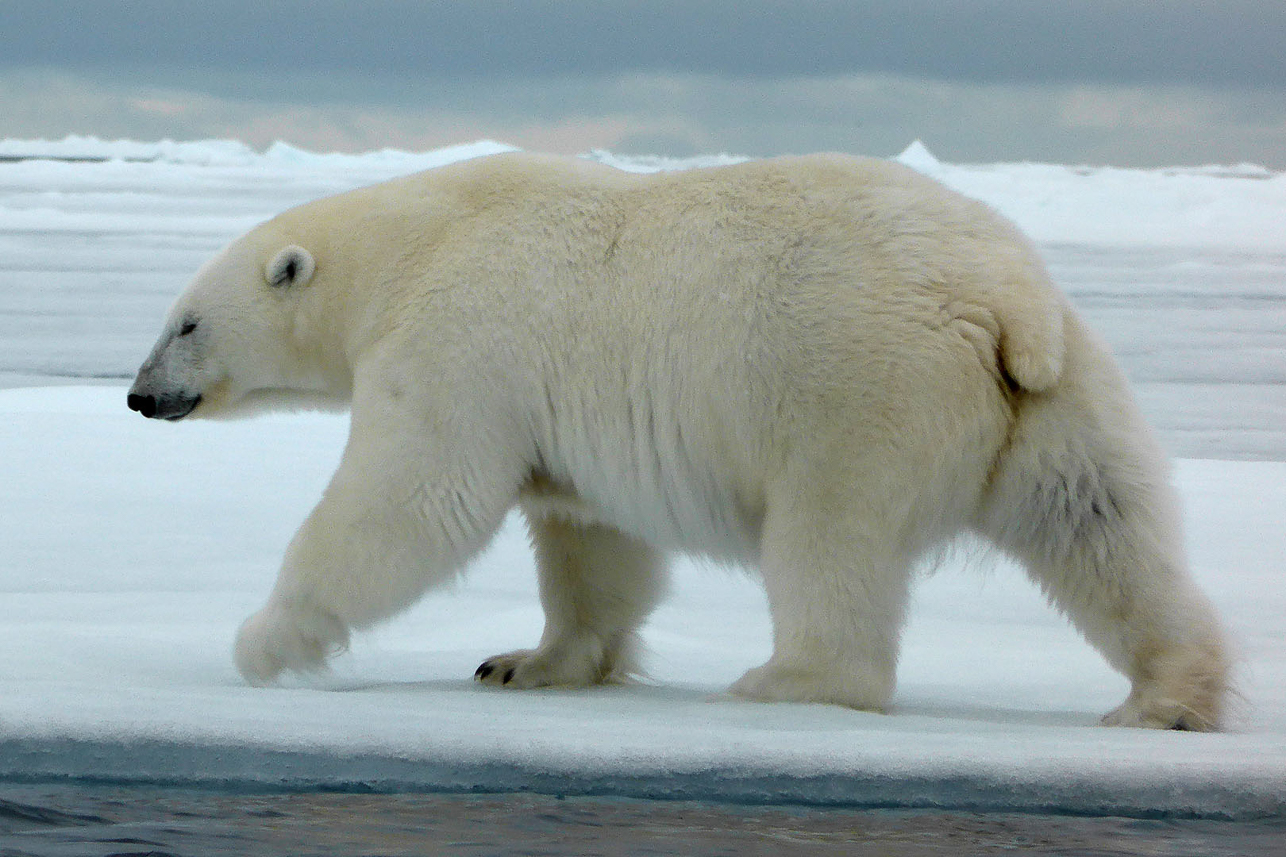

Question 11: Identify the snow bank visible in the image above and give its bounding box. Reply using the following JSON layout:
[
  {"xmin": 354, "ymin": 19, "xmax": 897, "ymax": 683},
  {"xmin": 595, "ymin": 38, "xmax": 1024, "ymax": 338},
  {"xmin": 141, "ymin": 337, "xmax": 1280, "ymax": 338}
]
[
  {"xmin": 0, "ymin": 386, "xmax": 1282, "ymax": 818},
  {"xmin": 0, "ymin": 135, "xmax": 518, "ymax": 170},
  {"xmin": 2, "ymin": 135, "xmax": 1284, "ymax": 250},
  {"xmin": 583, "ymin": 149, "xmax": 749, "ymax": 174}
]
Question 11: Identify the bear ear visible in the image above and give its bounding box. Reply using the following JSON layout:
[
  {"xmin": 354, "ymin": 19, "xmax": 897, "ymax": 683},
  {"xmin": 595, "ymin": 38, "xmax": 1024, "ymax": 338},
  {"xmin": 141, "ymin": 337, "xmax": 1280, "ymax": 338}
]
[{"xmin": 264, "ymin": 245, "xmax": 316, "ymax": 289}]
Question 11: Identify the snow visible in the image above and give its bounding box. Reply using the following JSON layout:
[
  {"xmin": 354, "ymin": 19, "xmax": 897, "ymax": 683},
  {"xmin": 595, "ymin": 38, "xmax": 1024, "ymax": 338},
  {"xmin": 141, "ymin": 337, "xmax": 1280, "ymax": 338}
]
[
  {"xmin": 0, "ymin": 139, "xmax": 1283, "ymax": 818},
  {"xmin": 895, "ymin": 139, "xmax": 942, "ymax": 173},
  {"xmin": 893, "ymin": 141, "xmax": 1286, "ymax": 252}
]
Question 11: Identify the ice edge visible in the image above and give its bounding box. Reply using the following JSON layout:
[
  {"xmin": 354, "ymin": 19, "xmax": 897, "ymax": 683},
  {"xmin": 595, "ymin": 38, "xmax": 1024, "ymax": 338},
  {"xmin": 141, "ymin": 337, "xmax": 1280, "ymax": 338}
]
[{"xmin": 1, "ymin": 737, "xmax": 1281, "ymax": 821}]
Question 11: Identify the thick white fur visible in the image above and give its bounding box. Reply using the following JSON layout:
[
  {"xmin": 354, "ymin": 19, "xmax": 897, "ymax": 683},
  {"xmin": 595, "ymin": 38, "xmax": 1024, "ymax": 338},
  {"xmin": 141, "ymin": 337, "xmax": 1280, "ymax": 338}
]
[{"xmin": 132, "ymin": 152, "xmax": 1228, "ymax": 729}]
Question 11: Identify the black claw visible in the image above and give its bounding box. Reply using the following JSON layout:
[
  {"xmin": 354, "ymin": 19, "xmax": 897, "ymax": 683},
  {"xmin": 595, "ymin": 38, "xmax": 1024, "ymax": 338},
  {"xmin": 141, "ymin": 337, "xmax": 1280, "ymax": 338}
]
[
  {"xmin": 503, "ymin": 668, "xmax": 515, "ymax": 684},
  {"xmin": 475, "ymin": 663, "xmax": 494, "ymax": 680}
]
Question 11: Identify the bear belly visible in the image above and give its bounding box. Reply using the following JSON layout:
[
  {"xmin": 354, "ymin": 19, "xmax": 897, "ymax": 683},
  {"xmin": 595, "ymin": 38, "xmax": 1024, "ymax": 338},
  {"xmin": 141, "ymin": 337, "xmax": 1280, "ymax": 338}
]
[{"xmin": 522, "ymin": 421, "xmax": 760, "ymax": 562}]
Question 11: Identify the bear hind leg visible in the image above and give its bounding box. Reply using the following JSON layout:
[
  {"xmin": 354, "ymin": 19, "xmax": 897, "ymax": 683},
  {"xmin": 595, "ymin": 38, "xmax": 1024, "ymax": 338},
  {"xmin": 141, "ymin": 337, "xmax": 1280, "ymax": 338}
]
[
  {"xmin": 476, "ymin": 514, "xmax": 667, "ymax": 689},
  {"xmin": 978, "ymin": 397, "xmax": 1230, "ymax": 730},
  {"xmin": 730, "ymin": 495, "xmax": 915, "ymax": 713}
]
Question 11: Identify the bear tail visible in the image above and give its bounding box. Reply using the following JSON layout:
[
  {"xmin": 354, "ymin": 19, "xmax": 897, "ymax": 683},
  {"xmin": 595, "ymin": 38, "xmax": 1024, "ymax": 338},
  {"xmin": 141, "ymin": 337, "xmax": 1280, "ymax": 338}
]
[{"xmin": 992, "ymin": 275, "xmax": 1066, "ymax": 393}]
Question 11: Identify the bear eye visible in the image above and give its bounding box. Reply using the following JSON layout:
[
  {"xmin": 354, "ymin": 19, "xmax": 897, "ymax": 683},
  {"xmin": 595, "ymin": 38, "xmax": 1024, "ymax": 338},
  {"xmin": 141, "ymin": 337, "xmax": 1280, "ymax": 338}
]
[{"xmin": 178, "ymin": 319, "xmax": 198, "ymax": 337}]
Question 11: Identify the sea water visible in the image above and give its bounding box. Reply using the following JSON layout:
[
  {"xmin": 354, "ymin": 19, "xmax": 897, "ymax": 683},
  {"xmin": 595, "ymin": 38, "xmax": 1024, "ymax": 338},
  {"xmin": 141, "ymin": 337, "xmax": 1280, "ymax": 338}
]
[{"xmin": 2, "ymin": 785, "xmax": 1283, "ymax": 857}]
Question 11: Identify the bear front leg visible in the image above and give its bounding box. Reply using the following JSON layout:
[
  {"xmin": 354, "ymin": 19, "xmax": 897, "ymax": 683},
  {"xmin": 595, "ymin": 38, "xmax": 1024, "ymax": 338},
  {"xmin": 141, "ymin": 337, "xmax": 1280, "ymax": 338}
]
[
  {"xmin": 475, "ymin": 513, "xmax": 667, "ymax": 688},
  {"xmin": 235, "ymin": 390, "xmax": 523, "ymax": 685}
]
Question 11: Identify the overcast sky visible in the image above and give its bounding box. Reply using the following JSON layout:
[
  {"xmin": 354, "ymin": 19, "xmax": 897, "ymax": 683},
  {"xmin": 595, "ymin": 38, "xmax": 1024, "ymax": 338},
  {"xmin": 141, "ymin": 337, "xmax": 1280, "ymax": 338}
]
[{"xmin": 3, "ymin": 1, "xmax": 1284, "ymax": 167}]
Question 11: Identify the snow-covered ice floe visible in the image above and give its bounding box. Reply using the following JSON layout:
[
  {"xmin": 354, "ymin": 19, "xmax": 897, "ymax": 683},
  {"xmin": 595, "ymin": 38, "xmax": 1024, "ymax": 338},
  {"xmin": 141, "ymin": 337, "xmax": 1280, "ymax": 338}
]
[
  {"xmin": 0, "ymin": 386, "xmax": 1283, "ymax": 819},
  {"xmin": 0, "ymin": 138, "xmax": 1283, "ymax": 817}
]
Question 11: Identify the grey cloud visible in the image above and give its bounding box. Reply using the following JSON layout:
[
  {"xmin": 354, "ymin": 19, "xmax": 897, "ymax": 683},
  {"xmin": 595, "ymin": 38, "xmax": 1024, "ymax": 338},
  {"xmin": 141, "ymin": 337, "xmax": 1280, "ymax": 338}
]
[
  {"xmin": 5, "ymin": 1, "xmax": 1285, "ymax": 91},
  {"xmin": 4, "ymin": 68, "xmax": 1284, "ymax": 168},
  {"xmin": 4, "ymin": 2, "xmax": 1284, "ymax": 168}
]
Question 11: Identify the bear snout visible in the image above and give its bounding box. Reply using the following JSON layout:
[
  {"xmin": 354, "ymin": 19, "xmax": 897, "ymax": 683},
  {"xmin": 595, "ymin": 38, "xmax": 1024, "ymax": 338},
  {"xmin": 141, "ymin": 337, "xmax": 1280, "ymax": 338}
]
[
  {"xmin": 127, "ymin": 392, "xmax": 157, "ymax": 418},
  {"xmin": 127, "ymin": 389, "xmax": 201, "ymax": 421}
]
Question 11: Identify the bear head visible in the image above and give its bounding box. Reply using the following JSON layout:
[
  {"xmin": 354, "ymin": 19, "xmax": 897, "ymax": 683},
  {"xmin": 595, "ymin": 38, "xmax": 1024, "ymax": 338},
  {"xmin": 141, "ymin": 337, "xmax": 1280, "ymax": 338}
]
[{"xmin": 128, "ymin": 222, "xmax": 351, "ymax": 420}]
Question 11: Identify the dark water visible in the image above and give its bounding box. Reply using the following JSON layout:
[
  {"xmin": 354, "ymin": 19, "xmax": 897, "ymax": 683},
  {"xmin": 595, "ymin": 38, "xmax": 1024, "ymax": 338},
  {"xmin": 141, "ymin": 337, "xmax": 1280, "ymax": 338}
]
[{"xmin": 0, "ymin": 786, "xmax": 1282, "ymax": 857}]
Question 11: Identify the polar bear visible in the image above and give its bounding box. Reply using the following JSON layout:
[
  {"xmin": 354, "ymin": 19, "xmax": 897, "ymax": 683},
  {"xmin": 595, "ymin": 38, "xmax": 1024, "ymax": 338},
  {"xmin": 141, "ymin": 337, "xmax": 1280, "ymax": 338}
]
[{"xmin": 129, "ymin": 151, "xmax": 1228, "ymax": 730}]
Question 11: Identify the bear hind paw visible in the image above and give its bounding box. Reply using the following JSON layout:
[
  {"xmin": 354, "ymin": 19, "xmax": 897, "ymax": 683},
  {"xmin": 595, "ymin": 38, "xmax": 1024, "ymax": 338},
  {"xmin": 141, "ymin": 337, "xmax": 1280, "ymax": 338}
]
[
  {"xmin": 729, "ymin": 660, "xmax": 894, "ymax": 713},
  {"xmin": 1100, "ymin": 693, "xmax": 1220, "ymax": 732}
]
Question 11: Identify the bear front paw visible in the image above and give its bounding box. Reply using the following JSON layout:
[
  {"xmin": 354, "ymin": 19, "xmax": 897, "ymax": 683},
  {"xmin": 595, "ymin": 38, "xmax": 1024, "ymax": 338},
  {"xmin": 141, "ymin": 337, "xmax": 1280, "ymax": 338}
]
[
  {"xmin": 474, "ymin": 636, "xmax": 620, "ymax": 689},
  {"xmin": 474, "ymin": 650, "xmax": 538, "ymax": 687},
  {"xmin": 234, "ymin": 600, "xmax": 349, "ymax": 686}
]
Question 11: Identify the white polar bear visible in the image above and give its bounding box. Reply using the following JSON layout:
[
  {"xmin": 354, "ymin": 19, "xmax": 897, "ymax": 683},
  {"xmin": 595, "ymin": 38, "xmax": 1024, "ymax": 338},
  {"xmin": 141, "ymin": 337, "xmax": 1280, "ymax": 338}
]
[{"xmin": 129, "ymin": 152, "xmax": 1229, "ymax": 730}]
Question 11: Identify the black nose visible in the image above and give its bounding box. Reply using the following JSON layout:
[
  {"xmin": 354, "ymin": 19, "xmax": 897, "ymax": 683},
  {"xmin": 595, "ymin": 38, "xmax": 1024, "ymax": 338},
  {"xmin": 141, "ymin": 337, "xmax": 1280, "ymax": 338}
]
[{"xmin": 127, "ymin": 393, "xmax": 157, "ymax": 418}]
